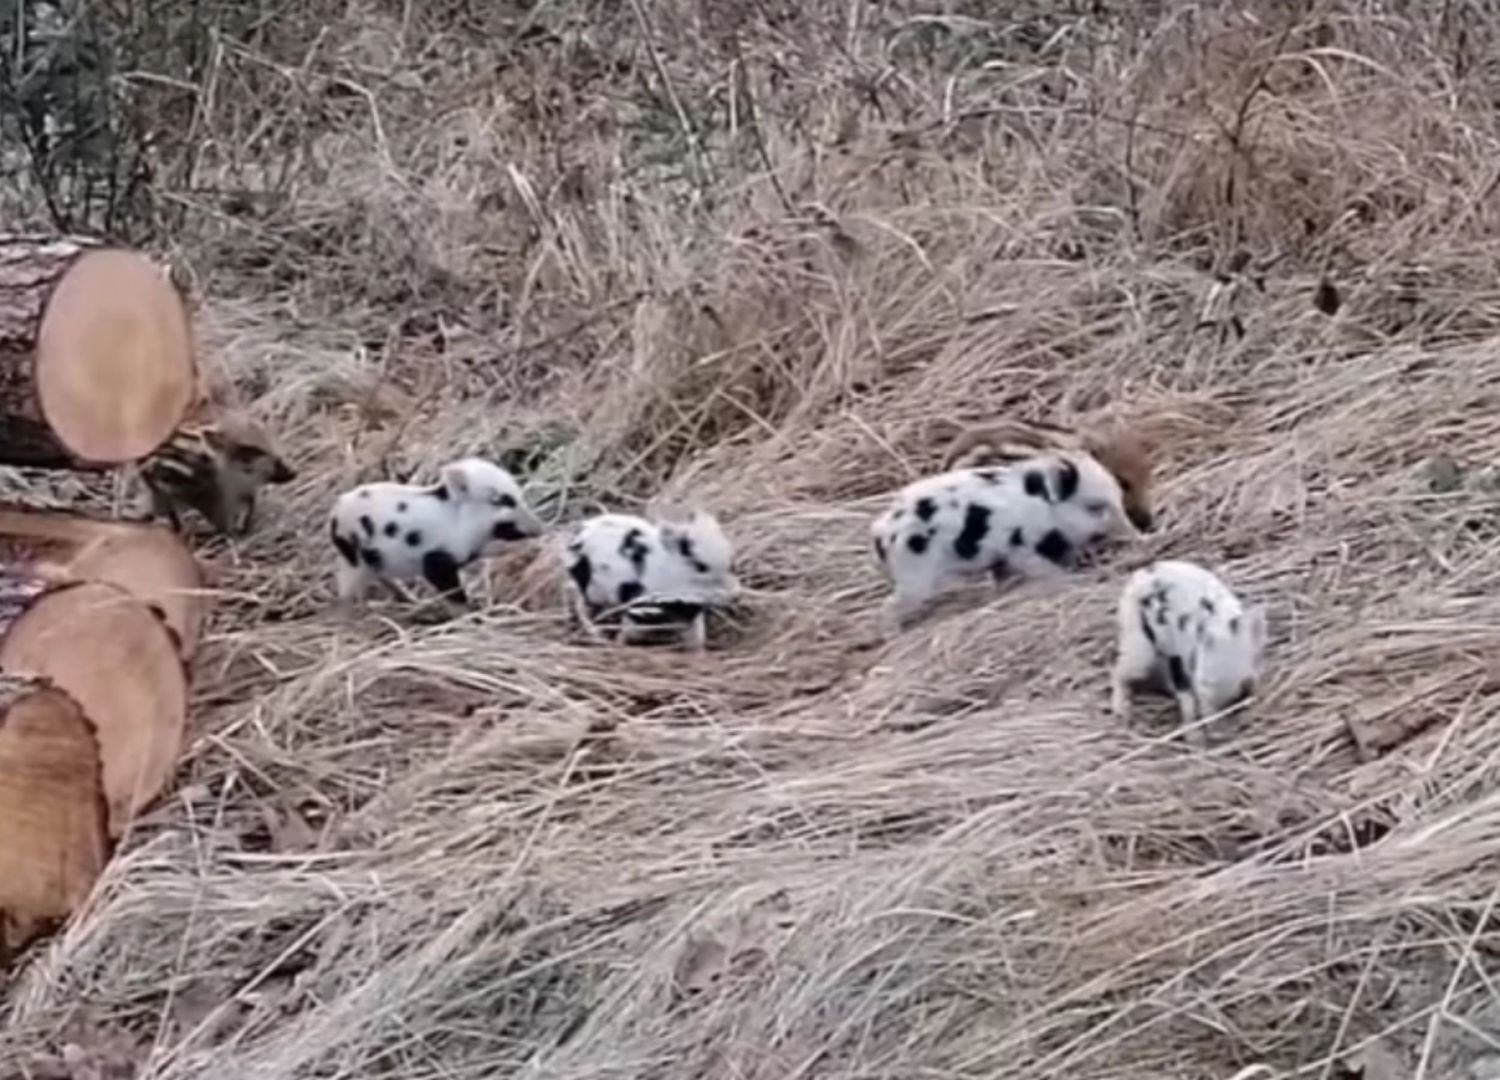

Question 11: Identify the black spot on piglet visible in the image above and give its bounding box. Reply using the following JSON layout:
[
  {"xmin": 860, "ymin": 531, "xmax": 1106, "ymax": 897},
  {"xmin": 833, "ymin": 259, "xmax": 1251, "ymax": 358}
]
[
  {"xmin": 1035, "ymin": 528, "xmax": 1071, "ymax": 566},
  {"xmin": 617, "ymin": 580, "xmax": 645, "ymax": 605},
  {"xmin": 332, "ymin": 520, "xmax": 359, "ymax": 566},
  {"xmin": 569, "ymin": 554, "xmax": 593, "ymax": 593},
  {"xmin": 914, "ymin": 497, "xmax": 937, "ymax": 521},
  {"xmin": 1053, "ymin": 459, "xmax": 1080, "ymax": 501},
  {"xmin": 620, "ymin": 528, "xmax": 650, "ymax": 572},
  {"xmin": 1023, "ymin": 471, "xmax": 1050, "ymax": 501},
  {"xmin": 954, "ymin": 504, "xmax": 992, "ymax": 560},
  {"xmin": 421, "ymin": 549, "xmax": 464, "ymax": 601},
  {"xmin": 677, "ymin": 535, "xmax": 710, "ymax": 573},
  {"xmin": 360, "ymin": 515, "xmax": 375, "ymax": 536},
  {"xmin": 907, "ymin": 533, "xmax": 929, "ymax": 555}
]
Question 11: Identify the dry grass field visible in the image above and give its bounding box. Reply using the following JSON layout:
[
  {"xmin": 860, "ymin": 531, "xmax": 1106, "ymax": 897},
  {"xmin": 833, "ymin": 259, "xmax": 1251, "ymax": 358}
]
[{"xmin": 9, "ymin": 1, "xmax": 1500, "ymax": 1077}]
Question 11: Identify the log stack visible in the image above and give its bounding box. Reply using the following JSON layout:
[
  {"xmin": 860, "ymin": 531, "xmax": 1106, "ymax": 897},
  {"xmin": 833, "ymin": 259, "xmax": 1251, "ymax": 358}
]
[{"xmin": 0, "ymin": 236, "xmax": 205, "ymax": 962}]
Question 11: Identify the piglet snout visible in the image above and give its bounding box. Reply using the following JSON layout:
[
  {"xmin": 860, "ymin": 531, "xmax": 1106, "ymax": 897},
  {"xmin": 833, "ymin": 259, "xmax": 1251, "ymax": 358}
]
[{"xmin": 521, "ymin": 507, "xmax": 548, "ymax": 537}]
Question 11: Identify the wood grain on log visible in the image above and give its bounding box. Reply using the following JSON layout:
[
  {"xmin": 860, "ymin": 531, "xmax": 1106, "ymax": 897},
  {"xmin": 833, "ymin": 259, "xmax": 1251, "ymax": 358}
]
[
  {"xmin": 0, "ymin": 505, "xmax": 206, "ymax": 658},
  {"xmin": 0, "ymin": 674, "xmax": 110, "ymax": 961},
  {"xmin": 0, "ymin": 575, "xmax": 188, "ymax": 839},
  {"xmin": 0, "ymin": 235, "xmax": 195, "ymax": 468}
]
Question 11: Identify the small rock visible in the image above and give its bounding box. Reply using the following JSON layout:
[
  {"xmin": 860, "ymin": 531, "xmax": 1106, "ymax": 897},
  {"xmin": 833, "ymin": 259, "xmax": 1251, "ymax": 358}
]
[{"xmin": 1422, "ymin": 454, "xmax": 1465, "ymax": 493}]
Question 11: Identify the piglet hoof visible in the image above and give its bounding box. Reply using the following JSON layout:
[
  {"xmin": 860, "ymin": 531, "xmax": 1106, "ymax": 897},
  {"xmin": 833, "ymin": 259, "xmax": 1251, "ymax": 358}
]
[
  {"xmin": 879, "ymin": 601, "xmax": 909, "ymax": 642},
  {"xmin": 406, "ymin": 597, "xmax": 469, "ymax": 626},
  {"xmin": 1177, "ymin": 710, "xmax": 1210, "ymax": 749},
  {"xmin": 444, "ymin": 601, "xmax": 474, "ymax": 623},
  {"xmin": 330, "ymin": 598, "xmax": 375, "ymax": 628}
]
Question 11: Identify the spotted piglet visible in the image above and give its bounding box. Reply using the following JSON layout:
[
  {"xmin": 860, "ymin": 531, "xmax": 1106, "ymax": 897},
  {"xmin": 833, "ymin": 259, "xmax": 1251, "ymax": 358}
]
[
  {"xmin": 564, "ymin": 510, "xmax": 738, "ymax": 651},
  {"xmin": 871, "ymin": 449, "xmax": 1140, "ymax": 634},
  {"xmin": 330, "ymin": 457, "xmax": 545, "ymax": 609},
  {"xmin": 1110, "ymin": 559, "xmax": 1266, "ymax": 744}
]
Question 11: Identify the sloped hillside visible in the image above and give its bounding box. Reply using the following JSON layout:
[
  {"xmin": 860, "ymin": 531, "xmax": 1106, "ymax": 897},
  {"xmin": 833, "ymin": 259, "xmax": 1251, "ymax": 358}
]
[{"xmin": 7, "ymin": 3, "xmax": 1500, "ymax": 1077}]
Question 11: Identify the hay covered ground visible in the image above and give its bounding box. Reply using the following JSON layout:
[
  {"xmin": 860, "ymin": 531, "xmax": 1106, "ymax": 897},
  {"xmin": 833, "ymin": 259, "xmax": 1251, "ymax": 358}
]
[{"xmin": 10, "ymin": 2, "xmax": 1500, "ymax": 1077}]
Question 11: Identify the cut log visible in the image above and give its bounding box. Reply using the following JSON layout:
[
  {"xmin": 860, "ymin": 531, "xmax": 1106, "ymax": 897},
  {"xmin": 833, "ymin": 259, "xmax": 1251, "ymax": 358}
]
[
  {"xmin": 0, "ymin": 674, "xmax": 110, "ymax": 960},
  {"xmin": 0, "ymin": 573, "xmax": 188, "ymax": 839},
  {"xmin": 0, "ymin": 235, "xmax": 195, "ymax": 468},
  {"xmin": 0, "ymin": 505, "xmax": 206, "ymax": 658}
]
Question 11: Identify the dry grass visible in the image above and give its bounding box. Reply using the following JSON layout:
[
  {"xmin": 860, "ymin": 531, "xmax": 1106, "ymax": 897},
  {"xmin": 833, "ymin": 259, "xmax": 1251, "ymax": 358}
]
[{"xmin": 9, "ymin": 1, "xmax": 1500, "ymax": 1077}]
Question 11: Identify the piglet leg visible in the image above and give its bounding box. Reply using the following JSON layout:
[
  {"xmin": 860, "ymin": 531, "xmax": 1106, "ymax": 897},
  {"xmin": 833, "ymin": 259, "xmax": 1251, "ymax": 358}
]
[{"xmin": 682, "ymin": 610, "xmax": 708, "ymax": 653}]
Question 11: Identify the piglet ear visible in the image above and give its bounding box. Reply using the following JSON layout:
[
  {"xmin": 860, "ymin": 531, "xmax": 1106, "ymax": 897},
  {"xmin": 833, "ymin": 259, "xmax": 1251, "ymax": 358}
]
[{"xmin": 440, "ymin": 461, "xmax": 471, "ymax": 496}]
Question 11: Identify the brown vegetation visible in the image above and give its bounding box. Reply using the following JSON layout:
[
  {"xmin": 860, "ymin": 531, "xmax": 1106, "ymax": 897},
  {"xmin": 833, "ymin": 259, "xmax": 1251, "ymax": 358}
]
[{"xmin": 7, "ymin": 1, "xmax": 1500, "ymax": 1077}]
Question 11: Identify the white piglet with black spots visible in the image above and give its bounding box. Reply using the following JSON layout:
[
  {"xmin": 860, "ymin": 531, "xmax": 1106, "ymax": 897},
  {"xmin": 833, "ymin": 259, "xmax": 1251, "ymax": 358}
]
[
  {"xmin": 1110, "ymin": 559, "xmax": 1267, "ymax": 744},
  {"xmin": 564, "ymin": 510, "xmax": 738, "ymax": 650},
  {"xmin": 330, "ymin": 457, "xmax": 545, "ymax": 608},
  {"xmin": 871, "ymin": 449, "xmax": 1141, "ymax": 634}
]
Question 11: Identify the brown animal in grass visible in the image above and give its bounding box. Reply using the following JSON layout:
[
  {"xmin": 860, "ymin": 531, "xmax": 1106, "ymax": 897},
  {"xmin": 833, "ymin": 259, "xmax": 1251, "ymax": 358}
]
[
  {"xmin": 137, "ymin": 413, "xmax": 297, "ymax": 537},
  {"xmin": 938, "ymin": 416, "xmax": 1158, "ymax": 533}
]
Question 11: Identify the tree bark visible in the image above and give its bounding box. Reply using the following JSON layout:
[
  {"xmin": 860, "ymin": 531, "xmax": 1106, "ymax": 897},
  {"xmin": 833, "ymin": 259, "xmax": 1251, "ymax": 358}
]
[
  {"xmin": 0, "ymin": 571, "xmax": 189, "ymax": 840},
  {"xmin": 0, "ymin": 674, "xmax": 110, "ymax": 962},
  {"xmin": 0, "ymin": 235, "xmax": 195, "ymax": 468},
  {"xmin": 0, "ymin": 505, "xmax": 206, "ymax": 659}
]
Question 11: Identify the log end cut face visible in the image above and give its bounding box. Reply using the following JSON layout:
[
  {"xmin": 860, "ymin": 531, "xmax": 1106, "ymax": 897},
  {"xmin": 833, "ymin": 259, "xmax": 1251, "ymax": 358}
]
[
  {"xmin": 34, "ymin": 249, "xmax": 195, "ymax": 466},
  {"xmin": 0, "ymin": 581, "xmax": 188, "ymax": 838},
  {"xmin": 0, "ymin": 508, "xmax": 207, "ymax": 660},
  {"xmin": 0, "ymin": 678, "xmax": 110, "ymax": 956}
]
